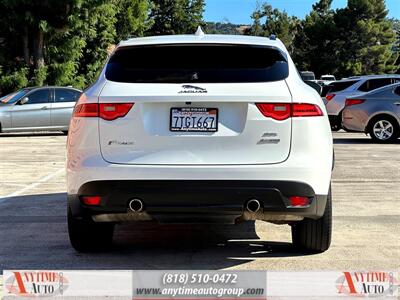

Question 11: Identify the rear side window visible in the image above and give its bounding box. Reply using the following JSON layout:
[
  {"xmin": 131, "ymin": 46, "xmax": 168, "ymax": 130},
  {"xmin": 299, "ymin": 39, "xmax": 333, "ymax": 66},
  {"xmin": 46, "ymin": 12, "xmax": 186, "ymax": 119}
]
[
  {"xmin": 55, "ymin": 89, "xmax": 81, "ymax": 103},
  {"xmin": 105, "ymin": 44, "xmax": 289, "ymax": 83},
  {"xmin": 392, "ymin": 78, "xmax": 400, "ymax": 84},
  {"xmin": 358, "ymin": 78, "xmax": 393, "ymax": 92},
  {"xmin": 27, "ymin": 89, "xmax": 50, "ymax": 104},
  {"xmin": 394, "ymin": 86, "xmax": 400, "ymax": 96},
  {"xmin": 326, "ymin": 80, "xmax": 358, "ymax": 93}
]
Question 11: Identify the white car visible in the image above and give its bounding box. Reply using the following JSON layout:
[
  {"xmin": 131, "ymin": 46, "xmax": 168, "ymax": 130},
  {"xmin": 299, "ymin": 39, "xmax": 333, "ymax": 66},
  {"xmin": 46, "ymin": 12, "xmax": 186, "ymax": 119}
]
[
  {"xmin": 325, "ymin": 75, "xmax": 400, "ymax": 130},
  {"xmin": 66, "ymin": 30, "xmax": 334, "ymax": 253}
]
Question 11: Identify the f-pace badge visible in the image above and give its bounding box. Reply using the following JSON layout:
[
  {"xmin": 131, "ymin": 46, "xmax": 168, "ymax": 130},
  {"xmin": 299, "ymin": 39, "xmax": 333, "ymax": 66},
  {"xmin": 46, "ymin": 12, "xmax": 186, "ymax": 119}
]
[{"xmin": 178, "ymin": 85, "xmax": 207, "ymax": 94}]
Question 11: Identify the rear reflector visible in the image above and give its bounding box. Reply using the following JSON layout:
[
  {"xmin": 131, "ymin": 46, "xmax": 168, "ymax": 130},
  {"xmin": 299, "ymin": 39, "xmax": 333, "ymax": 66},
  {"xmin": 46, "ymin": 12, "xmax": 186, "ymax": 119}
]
[
  {"xmin": 100, "ymin": 103, "xmax": 134, "ymax": 121},
  {"xmin": 345, "ymin": 99, "xmax": 365, "ymax": 107},
  {"xmin": 73, "ymin": 103, "xmax": 134, "ymax": 120},
  {"xmin": 81, "ymin": 196, "xmax": 101, "ymax": 206},
  {"xmin": 289, "ymin": 196, "xmax": 310, "ymax": 207},
  {"xmin": 325, "ymin": 94, "xmax": 336, "ymax": 101},
  {"xmin": 256, "ymin": 103, "xmax": 323, "ymax": 120}
]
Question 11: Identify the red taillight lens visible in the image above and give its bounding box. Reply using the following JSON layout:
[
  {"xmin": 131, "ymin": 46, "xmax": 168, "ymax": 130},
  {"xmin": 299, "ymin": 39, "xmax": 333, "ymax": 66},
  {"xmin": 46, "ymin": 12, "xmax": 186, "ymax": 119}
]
[
  {"xmin": 289, "ymin": 196, "xmax": 310, "ymax": 207},
  {"xmin": 99, "ymin": 103, "xmax": 134, "ymax": 121},
  {"xmin": 256, "ymin": 103, "xmax": 323, "ymax": 120},
  {"xmin": 73, "ymin": 103, "xmax": 134, "ymax": 120},
  {"xmin": 345, "ymin": 99, "xmax": 365, "ymax": 107},
  {"xmin": 292, "ymin": 103, "xmax": 323, "ymax": 117},
  {"xmin": 326, "ymin": 94, "xmax": 336, "ymax": 101},
  {"xmin": 81, "ymin": 196, "xmax": 101, "ymax": 206},
  {"xmin": 255, "ymin": 103, "xmax": 291, "ymax": 120},
  {"xmin": 73, "ymin": 103, "xmax": 98, "ymax": 118}
]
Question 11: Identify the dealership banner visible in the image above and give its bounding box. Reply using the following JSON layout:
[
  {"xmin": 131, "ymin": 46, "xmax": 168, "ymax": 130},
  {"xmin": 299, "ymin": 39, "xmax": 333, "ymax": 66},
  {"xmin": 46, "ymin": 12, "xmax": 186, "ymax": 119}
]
[{"xmin": 0, "ymin": 271, "xmax": 398, "ymax": 299}]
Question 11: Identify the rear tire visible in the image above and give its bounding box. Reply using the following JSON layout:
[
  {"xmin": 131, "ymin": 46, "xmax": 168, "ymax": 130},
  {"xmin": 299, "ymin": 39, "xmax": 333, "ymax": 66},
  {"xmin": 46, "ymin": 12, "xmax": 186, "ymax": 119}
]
[
  {"xmin": 68, "ymin": 208, "xmax": 114, "ymax": 252},
  {"xmin": 291, "ymin": 187, "xmax": 332, "ymax": 253},
  {"xmin": 62, "ymin": 131, "xmax": 68, "ymax": 135},
  {"xmin": 368, "ymin": 116, "xmax": 399, "ymax": 143}
]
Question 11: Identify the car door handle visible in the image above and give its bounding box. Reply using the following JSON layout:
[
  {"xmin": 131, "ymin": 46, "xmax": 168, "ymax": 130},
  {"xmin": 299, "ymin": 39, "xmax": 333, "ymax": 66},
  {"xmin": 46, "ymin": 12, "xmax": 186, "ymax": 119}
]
[
  {"xmin": 394, "ymin": 102, "xmax": 400, "ymax": 106},
  {"xmin": 41, "ymin": 106, "xmax": 48, "ymax": 110}
]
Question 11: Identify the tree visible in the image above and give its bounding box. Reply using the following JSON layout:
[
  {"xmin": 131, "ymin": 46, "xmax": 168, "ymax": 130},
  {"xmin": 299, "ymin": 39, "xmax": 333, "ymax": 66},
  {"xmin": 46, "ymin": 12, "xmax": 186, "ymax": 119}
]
[
  {"xmin": 245, "ymin": 2, "xmax": 299, "ymax": 53},
  {"xmin": 147, "ymin": 0, "xmax": 205, "ymax": 35},
  {"xmin": 292, "ymin": 0, "xmax": 338, "ymax": 75},
  {"xmin": 334, "ymin": 0, "xmax": 398, "ymax": 76},
  {"xmin": 0, "ymin": 0, "xmax": 151, "ymax": 94},
  {"xmin": 312, "ymin": 0, "xmax": 333, "ymax": 16},
  {"xmin": 115, "ymin": 0, "xmax": 153, "ymax": 40}
]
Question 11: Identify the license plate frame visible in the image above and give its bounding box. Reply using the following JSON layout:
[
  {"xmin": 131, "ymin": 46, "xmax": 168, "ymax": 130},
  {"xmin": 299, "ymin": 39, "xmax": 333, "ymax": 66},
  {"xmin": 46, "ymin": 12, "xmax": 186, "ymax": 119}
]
[{"xmin": 170, "ymin": 107, "xmax": 219, "ymax": 132}]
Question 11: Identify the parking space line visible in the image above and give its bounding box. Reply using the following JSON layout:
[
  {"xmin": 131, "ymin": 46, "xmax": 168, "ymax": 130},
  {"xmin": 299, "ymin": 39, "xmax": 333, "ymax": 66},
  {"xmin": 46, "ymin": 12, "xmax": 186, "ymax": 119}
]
[{"xmin": 0, "ymin": 168, "xmax": 64, "ymax": 204}]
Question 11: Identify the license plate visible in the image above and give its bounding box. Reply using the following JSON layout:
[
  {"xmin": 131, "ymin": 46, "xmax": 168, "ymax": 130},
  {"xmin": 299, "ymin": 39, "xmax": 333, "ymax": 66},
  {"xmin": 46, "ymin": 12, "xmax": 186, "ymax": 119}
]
[{"xmin": 170, "ymin": 107, "xmax": 218, "ymax": 132}]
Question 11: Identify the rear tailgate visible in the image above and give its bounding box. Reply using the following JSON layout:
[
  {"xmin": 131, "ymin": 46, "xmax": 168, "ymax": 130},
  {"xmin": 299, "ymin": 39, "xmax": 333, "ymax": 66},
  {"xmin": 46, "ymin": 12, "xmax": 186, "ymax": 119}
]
[
  {"xmin": 98, "ymin": 43, "xmax": 292, "ymax": 165},
  {"xmin": 98, "ymin": 82, "xmax": 292, "ymax": 165}
]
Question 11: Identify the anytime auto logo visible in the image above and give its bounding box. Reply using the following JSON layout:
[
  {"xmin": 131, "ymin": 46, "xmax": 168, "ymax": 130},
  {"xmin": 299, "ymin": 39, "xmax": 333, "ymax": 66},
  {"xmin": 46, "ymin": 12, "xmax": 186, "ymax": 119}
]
[
  {"xmin": 178, "ymin": 85, "xmax": 207, "ymax": 94},
  {"xmin": 5, "ymin": 271, "xmax": 69, "ymax": 297},
  {"xmin": 336, "ymin": 272, "xmax": 398, "ymax": 297}
]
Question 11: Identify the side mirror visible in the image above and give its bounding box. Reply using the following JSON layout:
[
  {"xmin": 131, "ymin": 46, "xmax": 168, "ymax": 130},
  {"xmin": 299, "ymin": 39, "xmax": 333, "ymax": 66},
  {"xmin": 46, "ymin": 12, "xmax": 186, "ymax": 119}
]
[
  {"xmin": 20, "ymin": 97, "xmax": 29, "ymax": 105},
  {"xmin": 304, "ymin": 81, "xmax": 323, "ymax": 96}
]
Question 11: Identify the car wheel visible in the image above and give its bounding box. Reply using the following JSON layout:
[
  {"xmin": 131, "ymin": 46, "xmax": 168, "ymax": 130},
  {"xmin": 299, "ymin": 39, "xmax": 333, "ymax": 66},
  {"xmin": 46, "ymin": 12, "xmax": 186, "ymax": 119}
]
[
  {"xmin": 291, "ymin": 186, "xmax": 332, "ymax": 253},
  {"xmin": 62, "ymin": 131, "xmax": 68, "ymax": 135},
  {"xmin": 368, "ymin": 117, "xmax": 399, "ymax": 143},
  {"xmin": 67, "ymin": 208, "xmax": 114, "ymax": 252}
]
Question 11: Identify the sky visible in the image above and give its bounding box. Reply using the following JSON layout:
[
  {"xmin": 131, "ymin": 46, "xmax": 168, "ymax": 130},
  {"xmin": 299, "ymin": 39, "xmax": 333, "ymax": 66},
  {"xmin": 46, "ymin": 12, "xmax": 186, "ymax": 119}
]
[{"xmin": 204, "ymin": 0, "xmax": 400, "ymax": 24}]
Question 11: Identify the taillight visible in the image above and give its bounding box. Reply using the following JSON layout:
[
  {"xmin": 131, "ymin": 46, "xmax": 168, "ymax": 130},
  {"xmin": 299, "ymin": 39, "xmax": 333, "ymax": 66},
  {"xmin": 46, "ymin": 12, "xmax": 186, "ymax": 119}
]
[
  {"xmin": 326, "ymin": 94, "xmax": 336, "ymax": 101},
  {"xmin": 255, "ymin": 103, "xmax": 291, "ymax": 120},
  {"xmin": 73, "ymin": 103, "xmax": 98, "ymax": 118},
  {"xmin": 345, "ymin": 99, "xmax": 365, "ymax": 107},
  {"xmin": 292, "ymin": 103, "xmax": 323, "ymax": 117},
  {"xmin": 256, "ymin": 103, "xmax": 323, "ymax": 120},
  {"xmin": 73, "ymin": 103, "xmax": 134, "ymax": 120}
]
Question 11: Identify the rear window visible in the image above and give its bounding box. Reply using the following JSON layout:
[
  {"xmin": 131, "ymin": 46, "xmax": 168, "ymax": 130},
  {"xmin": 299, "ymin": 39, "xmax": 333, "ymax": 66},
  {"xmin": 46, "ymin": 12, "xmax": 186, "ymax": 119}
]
[
  {"xmin": 326, "ymin": 80, "xmax": 358, "ymax": 93},
  {"xmin": 105, "ymin": 44, "xmax": 289, "ymax": 83},
  {"xmin": 358, "ymin": 78, "xmax": 394, "ymax": 92}
]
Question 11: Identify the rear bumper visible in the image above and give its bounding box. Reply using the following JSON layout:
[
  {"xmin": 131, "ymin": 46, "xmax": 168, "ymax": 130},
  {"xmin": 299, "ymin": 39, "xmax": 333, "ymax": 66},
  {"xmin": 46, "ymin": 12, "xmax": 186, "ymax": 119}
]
[
  {"xmin": 68, "ymin": 180, "xmax": 328, "ymax": 224},
  {"xmin": 342, "ymin": 108, "xmax": 368, "ymax": 132}
]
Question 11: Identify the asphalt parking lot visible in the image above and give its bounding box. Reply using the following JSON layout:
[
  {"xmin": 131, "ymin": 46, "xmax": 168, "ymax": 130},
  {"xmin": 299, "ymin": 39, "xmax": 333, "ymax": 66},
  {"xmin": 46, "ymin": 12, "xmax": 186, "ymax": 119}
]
[{"xmin": 0, "ymin": 132, "xmax": 399, "ymax": 271}]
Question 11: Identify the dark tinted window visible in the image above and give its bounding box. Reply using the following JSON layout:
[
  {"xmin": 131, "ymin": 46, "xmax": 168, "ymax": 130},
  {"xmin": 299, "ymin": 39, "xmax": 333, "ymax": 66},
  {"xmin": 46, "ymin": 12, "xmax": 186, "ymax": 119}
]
[
  {"xmin": 392, "ymin": 78, "xmax": 400, "ymax": 84},
  {"xmin": 105, "ymin": 44, "xmax": 289, "ymax": 83},
  {"xmin": 358, "ymin": 78, "xmax": 393, "ymax": 92},
  {"xmin": 55, "ymin": 89, "xmax": 81, "ymax": 103},
  {"xmin": 26, "ymin": 89, "xmax": 50, "ymax": 104},
  {"xmin": 300, "ymin": 72, "xmax": 315, "ymax": 81},
  {"xmin": 394, "ymin": 86, "xmax": 400, "ymax": 96},
  {"xmin": 325, "ymin": 80, "xmax": 358, "ymax": 94}
]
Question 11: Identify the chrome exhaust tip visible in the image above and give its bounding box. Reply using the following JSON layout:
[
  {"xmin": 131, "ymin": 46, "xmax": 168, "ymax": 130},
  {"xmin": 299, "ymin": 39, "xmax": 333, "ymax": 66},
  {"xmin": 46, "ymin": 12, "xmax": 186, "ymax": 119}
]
[
  {"xmin": 246, "ymin": 199, "xmax": 261, "ymax": 213},
  {"xmin": 128, "ymin": 198, "xmax": 144, "ymax": 213}
]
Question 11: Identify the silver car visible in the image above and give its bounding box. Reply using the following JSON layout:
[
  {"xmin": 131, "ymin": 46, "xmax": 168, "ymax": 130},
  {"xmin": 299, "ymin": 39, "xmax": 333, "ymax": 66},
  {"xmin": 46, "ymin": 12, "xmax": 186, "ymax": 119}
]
[
  {"xmin": 325, "ymin": 75, "xmax": 400, "ymax": 130},
  {"xmin": 0, "ymin": 86, "xmax": 81, "ymax": 134},
  {"xmin": 342, "ymin": 83, "xmax": 400, "ymax": 142}
]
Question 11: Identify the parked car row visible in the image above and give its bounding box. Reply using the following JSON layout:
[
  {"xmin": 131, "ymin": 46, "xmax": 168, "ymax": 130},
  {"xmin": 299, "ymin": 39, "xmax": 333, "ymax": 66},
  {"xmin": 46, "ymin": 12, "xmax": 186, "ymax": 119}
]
[
  {"xmin": 302, "ymin": 73, "xmax": 400, "ymax": 142},
  {"xmin": 342, "ymin": 83, "xmax": 400, "ymax": 142},
  {"xmin": 323, "ymin": 75, "xmax": 400, "ymax": 131},
  {"xmin": 0, "ymin": 86, "xmax": 82, "ymax": 134}
]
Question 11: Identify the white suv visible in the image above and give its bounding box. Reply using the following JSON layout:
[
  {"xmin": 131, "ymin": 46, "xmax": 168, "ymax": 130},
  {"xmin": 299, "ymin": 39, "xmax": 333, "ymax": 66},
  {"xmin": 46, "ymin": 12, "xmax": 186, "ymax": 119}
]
[{"xmin": 67, "ymin": 32, "xmax": 333, "ymax": 253}]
